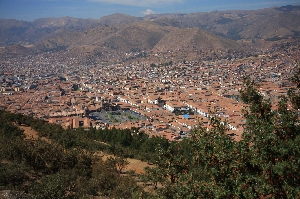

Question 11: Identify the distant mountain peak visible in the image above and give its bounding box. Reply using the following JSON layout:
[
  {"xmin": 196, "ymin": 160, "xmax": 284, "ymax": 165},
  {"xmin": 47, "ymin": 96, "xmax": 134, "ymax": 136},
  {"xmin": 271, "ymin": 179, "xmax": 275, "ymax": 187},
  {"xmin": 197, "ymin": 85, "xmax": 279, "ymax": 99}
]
[{"xmin": 1, "ymin": 6, "xmax": 299, "ymax": 59}]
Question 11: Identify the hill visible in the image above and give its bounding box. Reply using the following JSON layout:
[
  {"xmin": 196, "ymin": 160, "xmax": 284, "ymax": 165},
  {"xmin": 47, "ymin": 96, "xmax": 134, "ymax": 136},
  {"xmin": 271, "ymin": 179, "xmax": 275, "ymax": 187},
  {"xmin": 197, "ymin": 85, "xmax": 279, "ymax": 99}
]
[
  {"xmin": 1, "ymin": 20, "xmax": 244, "ymax": 61},
  {"xmin": 35, "ymin": 21, "xmax": 241, "ymax": 51},
  {"xmin": 145, "ymin": 5, "xmax": 300, "ymax": 41},
  {"xmin": 1, "ymin": 5, "xmax": 300, "ymax": 60},
  {"xmin": 0, "ymin": 14, "xmax": 141, "ymax": 46},
  {"xmin": 0, "ymin": 110, "xmax": 168, "ymax": 198},
  {"xmin": 1, "ymin": 5, "xmax": 299, "ymax": 46}
]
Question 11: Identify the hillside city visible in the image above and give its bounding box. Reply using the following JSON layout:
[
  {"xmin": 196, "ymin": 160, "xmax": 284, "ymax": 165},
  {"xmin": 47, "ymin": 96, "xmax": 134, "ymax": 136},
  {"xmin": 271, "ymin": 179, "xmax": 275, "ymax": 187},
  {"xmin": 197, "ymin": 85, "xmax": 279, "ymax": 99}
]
[
  {"xmin": 1, "ymin": 4, "xmax": 300, "ymax": 198},
  {"xmin": 1, "ymin": 40, "xmax": 299, "ymax": 142}
]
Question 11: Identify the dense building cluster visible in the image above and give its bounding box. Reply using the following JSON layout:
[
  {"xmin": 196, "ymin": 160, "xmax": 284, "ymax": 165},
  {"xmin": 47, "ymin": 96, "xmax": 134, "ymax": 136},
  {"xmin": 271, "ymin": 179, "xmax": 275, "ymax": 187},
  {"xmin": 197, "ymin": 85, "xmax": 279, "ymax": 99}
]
[{"xmin": 0, "ymin": 45, "xmax": 299, "ymax": 141}]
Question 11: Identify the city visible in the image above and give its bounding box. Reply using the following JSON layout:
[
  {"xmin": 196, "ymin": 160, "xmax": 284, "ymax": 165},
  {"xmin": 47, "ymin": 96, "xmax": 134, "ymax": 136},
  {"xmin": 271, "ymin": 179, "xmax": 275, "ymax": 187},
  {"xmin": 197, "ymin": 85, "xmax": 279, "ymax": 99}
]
[
  {"xmin": 1, "ymin": 41, "xmax": 299, "ymax": 142},
  {"xmin": 1, "ymin": 3, "xmax": 300, "ymax": 198}
]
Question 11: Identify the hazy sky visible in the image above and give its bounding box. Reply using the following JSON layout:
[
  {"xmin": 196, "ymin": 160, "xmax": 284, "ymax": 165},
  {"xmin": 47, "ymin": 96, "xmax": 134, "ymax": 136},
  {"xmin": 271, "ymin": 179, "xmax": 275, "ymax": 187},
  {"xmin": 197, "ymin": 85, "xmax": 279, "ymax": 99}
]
[{"xmin": 0, "ymin": 0, "xmax": 299, "ymax": 21}]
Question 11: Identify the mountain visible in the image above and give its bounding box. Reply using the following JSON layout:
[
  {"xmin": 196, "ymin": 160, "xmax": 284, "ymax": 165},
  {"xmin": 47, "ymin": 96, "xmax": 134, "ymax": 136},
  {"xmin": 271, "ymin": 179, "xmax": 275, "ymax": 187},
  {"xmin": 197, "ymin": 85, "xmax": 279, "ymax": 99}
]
[
  {"xmin": 0, "ymin": 19, "xmax": 32, "ymax": 45},
  {"xmin": 1, "ymin": 5, "xmax": 299, "ymax": 46},
  {"xmin": 153, "ymin": 27, "xmax": 244, "ymax": 51},
  {"xmin": 144, "ymin": 5, "xmax": 300, "ymax": 41},
  {"xmin": 31, "ymin": 21, "xmax": 243, "ymax": 60},
  {"xmin": 0, "ymin": 14, "xmax": 141, "ymax": 46},
  {"xmin": 0, "ymin": 5, "xmax": 299, "ymax": 60}
]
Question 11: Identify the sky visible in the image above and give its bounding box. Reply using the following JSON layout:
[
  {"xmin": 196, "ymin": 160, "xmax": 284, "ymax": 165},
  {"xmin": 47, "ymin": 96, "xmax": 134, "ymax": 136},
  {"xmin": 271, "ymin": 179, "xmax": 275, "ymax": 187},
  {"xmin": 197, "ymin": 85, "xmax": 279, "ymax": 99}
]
[{"xmin": 0, "ymin": 0, "xmax": 299, "ymax": 21}]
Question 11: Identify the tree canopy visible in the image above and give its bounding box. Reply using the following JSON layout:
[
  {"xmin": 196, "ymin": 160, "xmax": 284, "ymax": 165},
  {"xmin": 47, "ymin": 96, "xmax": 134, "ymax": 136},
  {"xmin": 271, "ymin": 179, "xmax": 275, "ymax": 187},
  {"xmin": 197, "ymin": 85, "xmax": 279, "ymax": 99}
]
[{"xmin": 142, "ymin": 68, "xmax": 300, "ymax": 198}]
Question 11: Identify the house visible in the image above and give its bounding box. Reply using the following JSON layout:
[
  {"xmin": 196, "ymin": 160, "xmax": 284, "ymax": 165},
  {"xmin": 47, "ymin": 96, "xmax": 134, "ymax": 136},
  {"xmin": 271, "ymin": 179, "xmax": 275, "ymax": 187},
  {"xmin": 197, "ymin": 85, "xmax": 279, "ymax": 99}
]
[{"xmin": 164, "ymin": 101, "xmax": 189, "ymax": 112}]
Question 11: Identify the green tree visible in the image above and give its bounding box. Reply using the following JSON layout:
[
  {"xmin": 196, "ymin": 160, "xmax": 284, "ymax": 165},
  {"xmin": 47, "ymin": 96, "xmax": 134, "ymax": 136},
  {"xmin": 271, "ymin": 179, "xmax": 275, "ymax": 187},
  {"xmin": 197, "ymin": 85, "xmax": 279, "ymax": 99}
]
[
  {"xmin": 29, "ymin": 173, "xmax": 77, "ymax": 199},
  {"xmin": 142, "ymin": 166, "xmax": 165, "ymax": 190},
  {"xmin": 147, "ymin": 71, "xmax": 300, "ymax": 198},
  {"xmin": 237, "ymin": 76, "xmax": 300, "ymax": 198},
  {"xmin": 0, "ymin": 162, "xmax": 29, "ymax": 187},
  {"xmin": 105, "ymin": 156, "xmax": 129, "ymax": 174}
]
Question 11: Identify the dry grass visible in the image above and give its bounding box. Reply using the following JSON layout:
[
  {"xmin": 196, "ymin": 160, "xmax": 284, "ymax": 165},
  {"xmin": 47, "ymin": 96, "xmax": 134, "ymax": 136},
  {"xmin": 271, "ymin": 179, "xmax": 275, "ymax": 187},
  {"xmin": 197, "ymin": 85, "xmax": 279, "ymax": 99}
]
[
  {"xmin": 18, "ymin": 126, "xmax": 152, "ymax": 174},
  {"xmin": 99, "ymin": 153, "xmax": 154, "ymax": 174},
  {"xmin": 19, "ymin": 125, "xmax": 51, "ymax": 143},
  {"xmin": 19, "ymin": 125, "xmax": 39, "ymax": 140}
]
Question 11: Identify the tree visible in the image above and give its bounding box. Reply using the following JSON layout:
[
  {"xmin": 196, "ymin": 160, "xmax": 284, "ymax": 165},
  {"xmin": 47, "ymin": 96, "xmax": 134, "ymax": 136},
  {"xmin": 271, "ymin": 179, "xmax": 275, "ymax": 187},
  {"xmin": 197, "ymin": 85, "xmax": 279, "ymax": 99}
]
[
  {"xmin": 146, "ymin": 71, "xmax": 300, "ymax": 198},
  {"xmin": 237, "ymin": 75, "xmax": 300, "ymax": 198},
  {"xmin": 115, "ymin": 156, "xmax": 129, "ymax": 174},
  {"xmin": 106, "ymin": 156, "xmax": 129, "ymax": 174},
  {"xmin": 29, "ymin": 173, "xmax": 76, "ymax": 199},
  {"xmin": 142, "ymin": 166, "xmax": 165, "ymax": 190},
  {"xmin": 0, "ymin": 162, "xmax": 29, "ymax": 187}
]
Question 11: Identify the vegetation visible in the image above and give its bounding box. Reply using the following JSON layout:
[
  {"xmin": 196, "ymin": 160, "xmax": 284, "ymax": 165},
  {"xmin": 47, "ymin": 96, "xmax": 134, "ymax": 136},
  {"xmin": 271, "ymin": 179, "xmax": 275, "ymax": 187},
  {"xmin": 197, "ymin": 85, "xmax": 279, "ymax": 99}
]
[
  {"xmin": 0, "ymin": 69, "xmax": 299, "ymax": 198},
  {"xmin": 265, "ymin": 36, "xmax": 288, "ymax": 41},
  {"xmin": 172, "ymin": 108, "xmax": 195, "ymax": 116},
  {"xmin": 0, "ymin": 110, "xmax": 168, "ymax": 198},
  {"xmin": 141, "ymin": 69, "xmax": 300, "ymax": 198}
]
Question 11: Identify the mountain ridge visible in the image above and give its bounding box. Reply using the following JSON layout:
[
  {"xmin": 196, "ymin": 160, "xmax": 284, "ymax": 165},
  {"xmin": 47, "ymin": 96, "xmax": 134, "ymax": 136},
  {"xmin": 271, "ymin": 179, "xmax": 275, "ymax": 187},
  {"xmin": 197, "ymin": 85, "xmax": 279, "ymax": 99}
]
[
  {"xmin": 30, "ymin": 21, "xmax": 244, "ymax": 60},
  {"xmin": 1, "ymin": 5, "xmax": 299, "ymax": 60}
]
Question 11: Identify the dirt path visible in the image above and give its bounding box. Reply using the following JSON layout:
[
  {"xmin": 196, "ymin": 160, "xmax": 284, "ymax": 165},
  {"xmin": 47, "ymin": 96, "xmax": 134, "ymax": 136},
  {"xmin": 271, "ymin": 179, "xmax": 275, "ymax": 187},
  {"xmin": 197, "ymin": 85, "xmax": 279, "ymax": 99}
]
[
  {"xmin": 126, "ymin": 158, "xmax": 153, "ymax": 174},
  {"xmin": 19, "ymin": 125, "xmax": 39, "ymax": 140},
  {"xmin": 19, "ymin": 125, "xmax": 51, "ymax": 142},
  {"xmin": 100, "ymin": 153, "xmax": 153, "ymax": 174}
]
